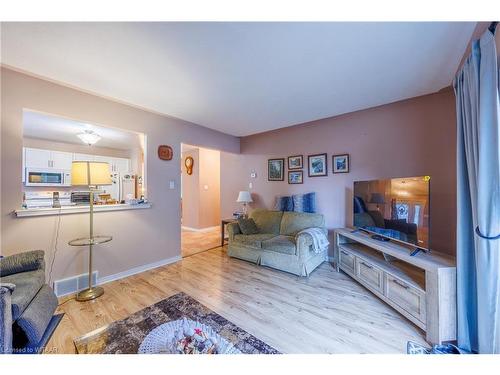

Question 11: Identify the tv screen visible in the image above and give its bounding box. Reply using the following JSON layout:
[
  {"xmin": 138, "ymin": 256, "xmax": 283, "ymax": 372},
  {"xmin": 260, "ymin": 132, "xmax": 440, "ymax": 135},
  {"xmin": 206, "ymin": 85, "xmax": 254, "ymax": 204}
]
[{"xmin": 353, "ymin": 176, "xmax": 430, "ymax": 250}]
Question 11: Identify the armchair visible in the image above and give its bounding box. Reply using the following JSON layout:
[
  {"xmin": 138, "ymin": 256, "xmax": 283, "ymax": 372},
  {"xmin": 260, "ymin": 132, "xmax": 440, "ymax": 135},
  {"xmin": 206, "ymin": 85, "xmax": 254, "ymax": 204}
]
[{"xmin": 0, "ymin": 250, "xmax": 59, "ymax": 354}]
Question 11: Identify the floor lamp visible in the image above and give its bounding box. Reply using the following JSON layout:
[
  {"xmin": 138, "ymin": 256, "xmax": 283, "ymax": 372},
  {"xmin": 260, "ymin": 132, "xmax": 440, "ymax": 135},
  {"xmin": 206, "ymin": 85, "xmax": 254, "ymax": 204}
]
[{"xmin": 70, "ymin": 161, "xmax": 112, "ymax": 302}]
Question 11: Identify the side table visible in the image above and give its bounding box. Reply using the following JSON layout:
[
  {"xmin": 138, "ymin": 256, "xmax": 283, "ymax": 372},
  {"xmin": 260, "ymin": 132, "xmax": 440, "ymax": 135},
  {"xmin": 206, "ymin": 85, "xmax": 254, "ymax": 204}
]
[
  {"xmin": 221, "ymin": 219, "xmax": 237, "ymax": 247},
  {"xmin": 68, "ymin": 235, "xmax": 112, "ymax": 301}
]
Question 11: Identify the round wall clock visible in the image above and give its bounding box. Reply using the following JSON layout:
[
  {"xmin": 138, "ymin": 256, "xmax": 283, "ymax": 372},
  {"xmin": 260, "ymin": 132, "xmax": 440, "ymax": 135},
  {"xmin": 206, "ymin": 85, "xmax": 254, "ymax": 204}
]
[
  {"xmin": 185, "ymin": 156, "xmax": 194, "ymax": 175},
  {"xmin": 158, "ymin": 145, "xmax": 173, "ymax": 161}
]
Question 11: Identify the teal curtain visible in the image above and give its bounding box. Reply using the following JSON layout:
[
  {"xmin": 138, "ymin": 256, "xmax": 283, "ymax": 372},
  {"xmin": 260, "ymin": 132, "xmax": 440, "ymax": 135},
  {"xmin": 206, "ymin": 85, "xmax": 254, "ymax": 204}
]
[{"xmin": 453, "ymin": 27, "xmax": 500, "ymax": 353}]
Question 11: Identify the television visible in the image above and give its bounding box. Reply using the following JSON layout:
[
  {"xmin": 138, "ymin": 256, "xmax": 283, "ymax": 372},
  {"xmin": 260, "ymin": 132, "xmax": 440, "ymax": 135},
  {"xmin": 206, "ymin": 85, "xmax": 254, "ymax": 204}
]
[{"xmin": 353, "ymin": 176, "xmax": 430, "ymax": 252}]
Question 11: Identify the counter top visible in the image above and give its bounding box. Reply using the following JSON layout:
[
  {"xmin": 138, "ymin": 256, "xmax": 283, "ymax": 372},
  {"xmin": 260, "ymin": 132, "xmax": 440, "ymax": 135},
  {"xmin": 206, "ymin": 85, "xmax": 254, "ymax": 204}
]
[{"xmin": 15, "ymin": 203, "xmax": 152, "ymax": 217}]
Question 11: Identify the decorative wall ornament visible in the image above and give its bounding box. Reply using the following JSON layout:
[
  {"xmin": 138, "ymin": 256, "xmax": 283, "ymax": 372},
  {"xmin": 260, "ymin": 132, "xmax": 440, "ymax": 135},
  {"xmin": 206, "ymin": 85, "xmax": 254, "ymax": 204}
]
[
  {"xmin": 158, "ymin": 145, "xmax": 173, "ymax": 160},
  {"xmin": 332, "ymin": 154, "xmax": 350, "ymax": 173},
  {"xmin": 287, "ymin": 155, "xmax": 303, "ymax": 170},
  {"xmin": 185, "ymin": 156, "xmax": 194, "ymax": 175},
  {"xmin": 288, "ymin": 170, "xmax": 303, "ymax": 184},
  {"xmin": 308, "ymin": 153, "xmax": 328, "ymax": 177},
  {"xmin": 268, "ymin": 158, "xmax": 284, "ymax": 181}
]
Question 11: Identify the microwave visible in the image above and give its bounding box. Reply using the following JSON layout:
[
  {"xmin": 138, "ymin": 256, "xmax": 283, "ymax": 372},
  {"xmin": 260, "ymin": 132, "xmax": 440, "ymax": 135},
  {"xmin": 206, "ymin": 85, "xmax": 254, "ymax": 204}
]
[{"xmin": 24, "ymin": 168, "xmax": 71, "ymax": 187}]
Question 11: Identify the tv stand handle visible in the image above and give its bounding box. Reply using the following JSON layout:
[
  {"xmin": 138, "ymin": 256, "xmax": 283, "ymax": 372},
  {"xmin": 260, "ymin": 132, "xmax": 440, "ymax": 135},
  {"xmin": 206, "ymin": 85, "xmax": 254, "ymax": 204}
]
[
  {"xmin": 392, "ymin": 279, "xmax": 410, "ymax": 290},
  {"xmin": 360, "ymin": 261, "xmax": 373, "ymax": 269}
]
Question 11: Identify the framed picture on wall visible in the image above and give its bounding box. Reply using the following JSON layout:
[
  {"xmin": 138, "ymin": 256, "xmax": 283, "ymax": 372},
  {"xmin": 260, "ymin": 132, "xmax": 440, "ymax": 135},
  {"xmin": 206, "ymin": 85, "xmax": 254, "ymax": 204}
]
[
  {"xmin": 288, "ymin": 170, "xmax": 303, "ymax": 184},
  {"xmin": 287, "ymin": 155, "xmax": 303, "ymax": 170},
  {"xmin": 268, "ymin": 158, "xmax": 285, "ymax": 181},
  {"xmin": 332, "ymin": 154, "xmax": 350, "ymax": 173},
  {"xmin": 308, "ymin": 153, "xmax": 328, "ymax": 177}
]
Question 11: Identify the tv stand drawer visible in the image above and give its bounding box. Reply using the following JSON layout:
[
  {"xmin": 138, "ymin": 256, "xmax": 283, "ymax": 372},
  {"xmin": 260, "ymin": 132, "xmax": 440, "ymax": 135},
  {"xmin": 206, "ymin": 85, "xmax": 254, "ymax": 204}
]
[
  {"xmin": 339, "ymin": 248, "xmax": 355, "ymax": 274},
  {"xmin": 355, "ymin": 258, "xmax": 384, "ymax": 294},
  {"xmin": 385, "ymin": 274, "xmax": 426, "ymax": 323}
]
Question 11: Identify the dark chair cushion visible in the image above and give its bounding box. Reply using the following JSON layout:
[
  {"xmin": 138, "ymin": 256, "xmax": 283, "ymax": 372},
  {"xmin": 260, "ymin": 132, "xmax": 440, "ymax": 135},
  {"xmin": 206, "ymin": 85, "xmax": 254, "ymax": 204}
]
[
  {"xmin": 2, "ymin": 269, "xmax": 45, "ymax": 320},
  {"xmin": 237, "ymin": 218, "xmax": 260, "ymax": 235},
  {"xmin": 0, "ymin": 250, "xmax": 45, "ymax": 277}
]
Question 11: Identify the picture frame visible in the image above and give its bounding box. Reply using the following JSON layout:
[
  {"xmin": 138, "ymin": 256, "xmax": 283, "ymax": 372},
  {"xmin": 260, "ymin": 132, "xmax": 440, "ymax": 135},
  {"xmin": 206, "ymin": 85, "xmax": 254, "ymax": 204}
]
[
  {"xmin": 268, "ymin": 158, "xmax": 285, "ymax": 181},
  {"xmin": 332, "ymin": 154, "xmax": 350, "ymax": 173},
  {"xmin": 308, "ymin": 153, "xmax": 328, "ymax": 177},
  {"xmin": 287, "ymin": 155, "xmax": 303, "ymax": 170},
  {"xmin": 288, "ymin": 170, "xmax": 303, "ymax": 184}
]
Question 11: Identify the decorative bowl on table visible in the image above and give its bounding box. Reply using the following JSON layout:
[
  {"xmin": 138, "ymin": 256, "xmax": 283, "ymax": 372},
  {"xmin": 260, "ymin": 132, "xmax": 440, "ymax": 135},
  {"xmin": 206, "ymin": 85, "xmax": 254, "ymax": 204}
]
[{"xmin": 138, "ymin": 318, "xmax": 241, "ymax": 354}]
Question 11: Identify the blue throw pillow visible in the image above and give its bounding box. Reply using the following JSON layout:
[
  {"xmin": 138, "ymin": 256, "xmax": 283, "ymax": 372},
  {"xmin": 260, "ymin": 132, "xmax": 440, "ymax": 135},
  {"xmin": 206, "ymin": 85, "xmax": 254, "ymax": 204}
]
[
  {"xmin": 275, "ymin": 196, "xmax": 294, "ymax": 211},
  {"xmin": 293, "ymin": 192, "xmax": 316, "ymax": 213}
]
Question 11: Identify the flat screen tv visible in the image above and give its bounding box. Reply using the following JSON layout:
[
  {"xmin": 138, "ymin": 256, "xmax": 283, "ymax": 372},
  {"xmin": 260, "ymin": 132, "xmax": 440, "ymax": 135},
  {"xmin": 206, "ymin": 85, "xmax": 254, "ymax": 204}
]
[{"xmin": 353, "ymin": 176, "xmax": 430, "ymax": 252}]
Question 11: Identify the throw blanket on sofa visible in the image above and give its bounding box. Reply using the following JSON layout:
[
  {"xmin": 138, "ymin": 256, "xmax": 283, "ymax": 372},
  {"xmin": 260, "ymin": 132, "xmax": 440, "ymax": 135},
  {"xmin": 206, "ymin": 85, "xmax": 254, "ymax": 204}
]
[{"xmin": 297, "ymin": 227, "xmax": 329, "ymax": 253}]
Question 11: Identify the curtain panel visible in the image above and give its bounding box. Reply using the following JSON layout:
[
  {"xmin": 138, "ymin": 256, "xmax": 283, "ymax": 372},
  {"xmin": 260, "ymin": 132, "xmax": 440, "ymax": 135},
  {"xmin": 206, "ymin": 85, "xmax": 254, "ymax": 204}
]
[{"xmin": 453, "ymin": 28, "xmax": 500, "ymax": 354}]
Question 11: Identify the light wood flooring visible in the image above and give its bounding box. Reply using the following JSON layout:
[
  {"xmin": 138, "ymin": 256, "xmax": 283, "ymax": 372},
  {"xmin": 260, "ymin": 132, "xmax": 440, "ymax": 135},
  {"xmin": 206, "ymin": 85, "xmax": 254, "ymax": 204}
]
[
  {"xmin": 181, "ymin": 227, "xmax": 221, "ymax": 257},
  {"xmin": 47, "ymin": 247, "xmax": 428, "ymax": 354}
]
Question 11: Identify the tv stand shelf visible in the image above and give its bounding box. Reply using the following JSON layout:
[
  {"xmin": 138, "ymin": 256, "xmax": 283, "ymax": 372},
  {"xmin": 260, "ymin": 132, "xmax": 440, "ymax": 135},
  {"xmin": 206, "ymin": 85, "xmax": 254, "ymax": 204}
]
[{"xmin": 333, "ymin": 228, "xmax": 456, "ymax": 345}]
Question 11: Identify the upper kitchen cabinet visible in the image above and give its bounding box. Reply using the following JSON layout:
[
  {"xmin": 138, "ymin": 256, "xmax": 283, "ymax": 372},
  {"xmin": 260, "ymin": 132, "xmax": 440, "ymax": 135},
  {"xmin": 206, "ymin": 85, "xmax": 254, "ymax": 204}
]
[
  {"xmin": 73, "ymin": 153, "xmax": 95, "ymax": 162},
  {"xmin": 24, "ymin": 148, "xmax": 73, "ymax": 170},
  {"xmin": 94, "ymin": 156, "xmax": 130, "ymax": 173},
  {"xmin": 113, "ymin": 157, "xmax": 130, "ymax": 174},
  {"xmin": 51, "ymin": 151, "xmax": 74, "ymax": 170},
  {"xmin": 24, "ymin": 148, "xmax": 51, "ymax": 169}
]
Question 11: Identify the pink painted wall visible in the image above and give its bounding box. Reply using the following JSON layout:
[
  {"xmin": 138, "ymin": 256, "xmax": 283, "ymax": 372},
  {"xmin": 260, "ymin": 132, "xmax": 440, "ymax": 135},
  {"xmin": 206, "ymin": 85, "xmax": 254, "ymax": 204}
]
[
  {"xmin": 1, "ymin": 67, "xmax": 239, "ymax": 284},
  {"xmin": 221, "ymin": 89, "xmax": 457, "ymax": 255}
]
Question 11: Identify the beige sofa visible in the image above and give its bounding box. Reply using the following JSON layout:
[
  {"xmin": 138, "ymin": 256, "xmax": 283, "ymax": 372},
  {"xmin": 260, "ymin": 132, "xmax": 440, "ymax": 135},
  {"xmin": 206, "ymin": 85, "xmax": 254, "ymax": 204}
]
[{"xmin": 227, "ymin": 209, "xmax": 328, "ymax": 276}]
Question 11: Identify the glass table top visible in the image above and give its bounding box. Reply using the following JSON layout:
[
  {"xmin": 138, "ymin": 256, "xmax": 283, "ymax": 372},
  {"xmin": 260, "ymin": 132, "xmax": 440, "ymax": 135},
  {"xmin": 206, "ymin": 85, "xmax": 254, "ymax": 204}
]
[{"xmin": 68, "ymin": 235, "xmax": 113, "ymax": 246}]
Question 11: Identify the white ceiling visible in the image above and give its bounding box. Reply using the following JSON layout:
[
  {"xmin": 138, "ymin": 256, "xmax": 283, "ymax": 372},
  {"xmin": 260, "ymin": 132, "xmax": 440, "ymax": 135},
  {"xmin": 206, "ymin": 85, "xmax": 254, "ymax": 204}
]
[
  {"xmin": 2, "ymin": 22, "xmax": 475, "ymax": 137},
  {"xmin": 23, "ymin": 110, "xmax": 142, "ymax": 150}
]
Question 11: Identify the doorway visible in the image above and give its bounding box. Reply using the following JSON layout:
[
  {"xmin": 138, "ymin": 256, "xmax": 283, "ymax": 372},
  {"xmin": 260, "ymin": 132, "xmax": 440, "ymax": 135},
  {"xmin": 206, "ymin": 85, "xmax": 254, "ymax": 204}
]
[{"xmin": 180, "ymin": 143, "xmax": 221, "ymax": 257}]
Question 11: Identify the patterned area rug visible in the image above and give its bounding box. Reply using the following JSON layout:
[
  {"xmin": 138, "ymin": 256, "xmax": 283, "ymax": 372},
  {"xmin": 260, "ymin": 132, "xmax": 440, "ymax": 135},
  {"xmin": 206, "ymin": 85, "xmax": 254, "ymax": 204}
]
[{"xmin": 74, "ymin": 292, "xmax": 279, "ymax": 354}]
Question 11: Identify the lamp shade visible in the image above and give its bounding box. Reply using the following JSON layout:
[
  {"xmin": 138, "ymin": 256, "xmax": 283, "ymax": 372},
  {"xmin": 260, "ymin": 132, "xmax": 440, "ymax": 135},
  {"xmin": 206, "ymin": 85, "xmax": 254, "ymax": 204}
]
[
  {"xmin": 236, "ymin": 191, "xmax": 253, "ymax": 203},
  {"xmin": 369, "ymin": 193, "xmax": 385, "ymax": 204},
  {"xmin": 71, "ymin": 161, "xmax": 112, "ymax": 186}
]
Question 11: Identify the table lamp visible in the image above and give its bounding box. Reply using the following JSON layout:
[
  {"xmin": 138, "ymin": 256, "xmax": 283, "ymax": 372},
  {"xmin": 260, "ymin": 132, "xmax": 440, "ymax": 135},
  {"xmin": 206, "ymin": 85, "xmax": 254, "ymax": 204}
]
[
  {"xmin": 236, "ymin": 191, "xmax": 253, "ymax": 217},
  {"xmin": 70, "ymin": 161, "xmax": 112, "ymax": 301}
]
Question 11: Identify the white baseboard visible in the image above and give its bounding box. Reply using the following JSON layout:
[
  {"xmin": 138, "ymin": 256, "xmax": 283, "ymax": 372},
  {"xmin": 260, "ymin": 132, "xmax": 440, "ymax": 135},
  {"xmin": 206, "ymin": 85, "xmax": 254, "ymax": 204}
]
[
  {"xmin": 182, "ymin": 225, "xmax": 219, "ymax": 233},
  {"xmin": 99, "ymin": 255, "xmax": 182, "ymax": 285},
  {"xmin": 54, "ymin": 255, "xmax": 182, "ymax": 297}
]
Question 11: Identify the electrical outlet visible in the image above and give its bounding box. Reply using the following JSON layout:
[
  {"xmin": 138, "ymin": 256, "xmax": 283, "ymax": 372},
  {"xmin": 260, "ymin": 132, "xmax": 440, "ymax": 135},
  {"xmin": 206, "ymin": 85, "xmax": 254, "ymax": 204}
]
[
  {"xmin": 249, "ymin": 182, "xmax": 253, "ymax": 189},
  {"xmin": 169, "ymin": 180, "xmax": 175, "ymax": 189}
]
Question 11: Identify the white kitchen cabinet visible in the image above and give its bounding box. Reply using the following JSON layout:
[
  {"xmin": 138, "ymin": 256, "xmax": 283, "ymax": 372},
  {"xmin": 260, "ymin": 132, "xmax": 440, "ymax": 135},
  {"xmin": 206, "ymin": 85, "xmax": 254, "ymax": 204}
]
[
  {"xmin": 113, "ymin": 157, "xmax": 130, "ymax": 174},
  {"xmin": 94, "ymin": 156, "xmax": 130, "ymax": 173},
  {"xmin": 24, "ymin": 148, "xmax": 52, "ymax": 168},
  {"xmin": 73, "ymin": 153, "xmax": 95, "ymax": 162},
  {"xmin": 24, "ymin": 148, "xmax": 73, "ymax": 170},
  {"xmin": 51, "ymin": 151, "xmax": 73, "ymax": 170}
]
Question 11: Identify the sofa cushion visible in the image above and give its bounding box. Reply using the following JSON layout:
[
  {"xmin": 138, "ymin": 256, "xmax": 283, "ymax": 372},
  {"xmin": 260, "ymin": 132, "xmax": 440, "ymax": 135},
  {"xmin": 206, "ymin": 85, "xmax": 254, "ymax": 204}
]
[
  {"xmin": 250, "ymin": 209, "xmax": 283, "ymax": 235},
  {"xmin": 262, "ymin": 235, "xmax": 296, "ymax": 255},
  {"xmin": 233, "ymin": 233, "xmax": 277, "ymax": 249},
  {"xmin": 237, "ymin": 218, "xmax": 259, "ymax": 235},
  {"xmin": 279, "ymin": 211, "xmax": 325, "ymax": 236},
  {"xmin": 2, "ymin": 269, "xmax": 45, "ymax": 321}
]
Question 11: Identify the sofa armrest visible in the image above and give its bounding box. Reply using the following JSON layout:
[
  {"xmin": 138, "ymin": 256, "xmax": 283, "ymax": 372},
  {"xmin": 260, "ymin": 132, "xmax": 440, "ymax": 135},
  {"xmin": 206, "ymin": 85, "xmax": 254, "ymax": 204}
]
[
  {"xmin": 295, "ymin": 227, "xmax": 328, "ymax": 259},
  {"xmin": 0, "ymin": 250, "xmax": 45, "ymax": 277},
  {"xmin": 227, "ymin": 222, "xmax": 241, "ymax": 243},
  {"xmin": 0, "ymin": 284, "xmax": 15, "ymax": 354}
]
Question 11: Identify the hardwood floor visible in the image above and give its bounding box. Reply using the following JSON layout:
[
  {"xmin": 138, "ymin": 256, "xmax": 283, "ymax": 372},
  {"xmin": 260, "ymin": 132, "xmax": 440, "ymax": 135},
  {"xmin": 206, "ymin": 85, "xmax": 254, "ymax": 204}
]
[
  {"xmin": 47, "ymin": 247, "xmax": 428, "ymax": 354},
  {"xmin": 181, "ymin": 227, "xmax": 220, "ymax": 257}
]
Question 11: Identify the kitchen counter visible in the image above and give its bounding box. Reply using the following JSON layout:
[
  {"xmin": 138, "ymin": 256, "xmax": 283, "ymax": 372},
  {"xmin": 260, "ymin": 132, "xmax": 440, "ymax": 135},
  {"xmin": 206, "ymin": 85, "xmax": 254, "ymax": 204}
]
[{"xmin": 15, "ymin": 202, "xmax": 152, "ymax": 217}]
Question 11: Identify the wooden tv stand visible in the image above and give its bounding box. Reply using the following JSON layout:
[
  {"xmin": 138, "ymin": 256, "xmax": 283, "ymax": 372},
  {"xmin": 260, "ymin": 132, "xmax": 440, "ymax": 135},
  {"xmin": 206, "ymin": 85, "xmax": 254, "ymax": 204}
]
[{"xmin": 333, "ymin": 228, "xmax": 456, "ymax": 345}]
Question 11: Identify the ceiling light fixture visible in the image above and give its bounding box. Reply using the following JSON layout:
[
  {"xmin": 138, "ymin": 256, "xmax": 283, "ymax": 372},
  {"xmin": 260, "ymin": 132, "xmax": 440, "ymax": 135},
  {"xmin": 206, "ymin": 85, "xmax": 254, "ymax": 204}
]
[{"xmin": 77, "ymin": 130, "xmax": 101, "ymax": 146}]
